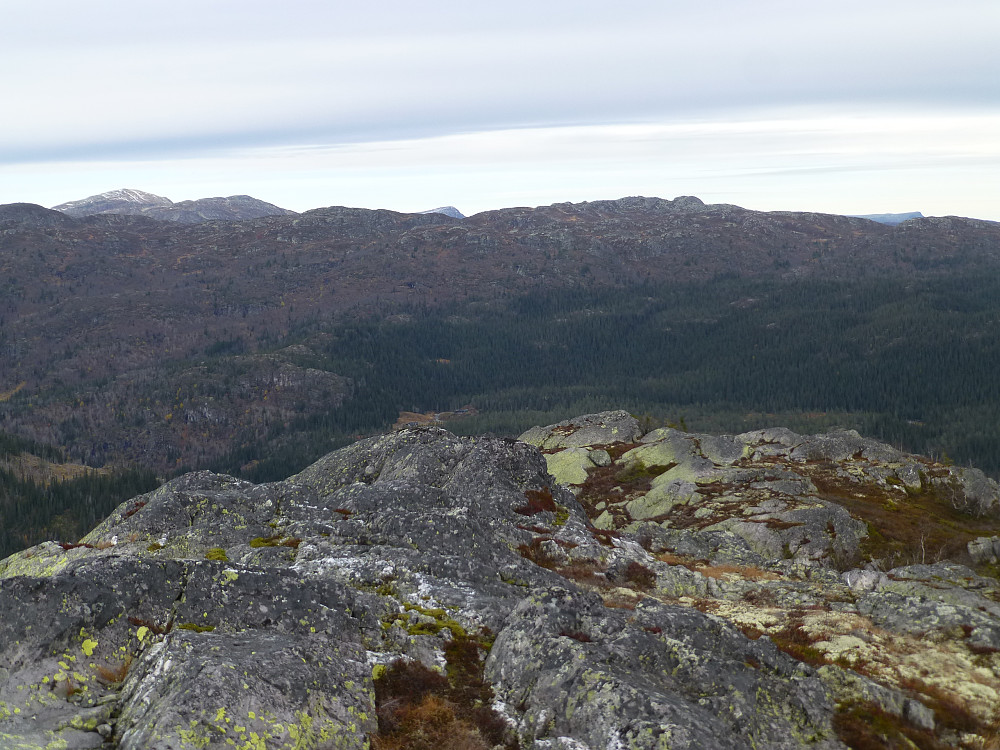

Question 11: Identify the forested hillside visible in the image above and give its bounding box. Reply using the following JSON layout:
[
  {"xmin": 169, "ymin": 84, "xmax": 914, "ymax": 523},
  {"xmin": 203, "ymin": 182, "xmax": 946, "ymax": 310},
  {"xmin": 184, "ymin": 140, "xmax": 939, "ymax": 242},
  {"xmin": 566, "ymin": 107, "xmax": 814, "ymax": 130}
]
[
  {"xmin": 4, "ymin": 196, "xmax": 1000, "ymax": 554},
  {"xmin": 0, "ymin": 431, "xmax": 158, "ymax": 557},
  {"xmin": 211, "ymin": 273, "xmax": 1000, "ymax": 482}
]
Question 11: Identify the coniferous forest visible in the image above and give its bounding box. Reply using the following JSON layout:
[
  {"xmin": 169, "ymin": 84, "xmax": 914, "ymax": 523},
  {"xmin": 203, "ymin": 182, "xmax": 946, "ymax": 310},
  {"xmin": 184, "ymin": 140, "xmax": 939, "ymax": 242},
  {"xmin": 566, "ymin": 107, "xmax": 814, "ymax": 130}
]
[
  {"xmin": 4, "ymin": 270, "xmax": 1000, "ymax": 554},
  {"xmin": 0, "ymin": 432, "xmax": 158, "ymax": 557},
  {"xmin": 212, "ymin": 273, "xmax": 1000, "ymax": 482}
]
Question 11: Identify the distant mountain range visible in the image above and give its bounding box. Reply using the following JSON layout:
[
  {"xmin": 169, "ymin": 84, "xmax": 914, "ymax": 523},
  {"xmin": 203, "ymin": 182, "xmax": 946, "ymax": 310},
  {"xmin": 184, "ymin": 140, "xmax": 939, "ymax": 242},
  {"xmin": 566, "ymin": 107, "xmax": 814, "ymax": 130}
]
[
  {"xmin": 52, "ymin": 189, "xmax": 298, "ymax": 223},
  {"xmin": 50, "ymin": 189, "xmax": 469, "ymax": 224},
  {"xmin": 850, "ymin": 211, "xmax": 924, "ymax": 225}
]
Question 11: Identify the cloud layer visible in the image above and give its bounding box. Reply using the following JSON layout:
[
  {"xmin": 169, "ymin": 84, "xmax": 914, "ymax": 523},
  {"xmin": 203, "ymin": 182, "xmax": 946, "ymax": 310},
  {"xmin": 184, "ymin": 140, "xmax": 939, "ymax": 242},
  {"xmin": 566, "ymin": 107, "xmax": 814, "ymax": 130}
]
[{"xmin": 2, "ymin": 0, "xmax": 998, "ymax": 217}]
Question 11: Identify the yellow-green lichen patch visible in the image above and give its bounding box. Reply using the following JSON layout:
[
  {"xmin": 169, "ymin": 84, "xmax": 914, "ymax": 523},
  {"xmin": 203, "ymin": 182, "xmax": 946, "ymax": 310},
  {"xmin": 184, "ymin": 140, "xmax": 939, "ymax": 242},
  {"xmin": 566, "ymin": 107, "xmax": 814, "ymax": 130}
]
[
  {"xmin": 543, "ymin": 448, "xmax": 594, "ymax": 486},
  {"xmin": 0, "ymin": 544, "xmax": 73, "ymax": 580}
]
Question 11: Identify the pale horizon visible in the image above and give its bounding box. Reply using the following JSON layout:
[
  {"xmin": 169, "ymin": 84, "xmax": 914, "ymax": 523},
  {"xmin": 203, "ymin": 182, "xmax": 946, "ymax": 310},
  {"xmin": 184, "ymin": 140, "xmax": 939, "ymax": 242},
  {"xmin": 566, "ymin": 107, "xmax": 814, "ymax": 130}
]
[{"xmin": 3, "ymin": 1, "xmax": 998, "ymax": 221}]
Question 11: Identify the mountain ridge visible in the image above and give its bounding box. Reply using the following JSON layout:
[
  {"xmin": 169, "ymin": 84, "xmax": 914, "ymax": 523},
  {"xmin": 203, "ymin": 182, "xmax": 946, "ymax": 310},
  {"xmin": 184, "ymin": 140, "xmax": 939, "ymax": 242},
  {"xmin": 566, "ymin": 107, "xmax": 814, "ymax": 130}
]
[
  {"xmin": 51, "ymin": 188, "xmax": 297, "ymax": 223},
  {"xmin": 3, "ymin": 194, "xmax": 1000, "ymax": 474}
]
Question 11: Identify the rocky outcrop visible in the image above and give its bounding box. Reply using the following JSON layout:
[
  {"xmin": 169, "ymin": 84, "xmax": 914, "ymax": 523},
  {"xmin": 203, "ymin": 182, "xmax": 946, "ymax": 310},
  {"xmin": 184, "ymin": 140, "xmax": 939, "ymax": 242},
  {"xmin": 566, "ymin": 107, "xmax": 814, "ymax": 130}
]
[{"xmin": 2, "ymin": 414, "xmax": 999, "ymax": 748}]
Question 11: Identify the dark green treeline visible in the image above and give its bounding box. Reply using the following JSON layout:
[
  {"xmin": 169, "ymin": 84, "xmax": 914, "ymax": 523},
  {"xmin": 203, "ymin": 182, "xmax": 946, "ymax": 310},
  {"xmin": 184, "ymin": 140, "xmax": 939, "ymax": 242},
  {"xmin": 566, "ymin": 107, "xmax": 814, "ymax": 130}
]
[{"xmin": 218, "ymin": 273, "xmax": 1000, "ymax": 482}]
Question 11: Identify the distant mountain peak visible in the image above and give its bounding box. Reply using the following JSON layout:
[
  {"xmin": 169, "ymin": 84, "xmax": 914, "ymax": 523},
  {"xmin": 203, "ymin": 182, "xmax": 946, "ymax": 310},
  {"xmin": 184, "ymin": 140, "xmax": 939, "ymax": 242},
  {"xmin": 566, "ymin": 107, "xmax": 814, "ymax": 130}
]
[
  {"xmin": 96, "ymin": 188, "xmax": 172, "ymax": 205},
  {"xmin": 849, "ymin": 211, "xmax": 924, "ymax": 225},
  {"xmin": 52, "ymin": 189, "xmax": 172, "ymax": 215},
  {"xmin": 419, "ymin": 206, "xmax": 465, "ymax": 219}
]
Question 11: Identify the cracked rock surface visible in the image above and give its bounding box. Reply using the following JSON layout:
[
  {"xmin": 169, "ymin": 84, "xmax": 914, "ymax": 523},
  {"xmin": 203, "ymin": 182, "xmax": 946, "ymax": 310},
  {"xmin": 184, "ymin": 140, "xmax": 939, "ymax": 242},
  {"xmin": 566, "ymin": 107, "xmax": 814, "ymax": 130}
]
[{"xmin": 2, "ymin": 415, "xmax": 1000, "ymax": 748}]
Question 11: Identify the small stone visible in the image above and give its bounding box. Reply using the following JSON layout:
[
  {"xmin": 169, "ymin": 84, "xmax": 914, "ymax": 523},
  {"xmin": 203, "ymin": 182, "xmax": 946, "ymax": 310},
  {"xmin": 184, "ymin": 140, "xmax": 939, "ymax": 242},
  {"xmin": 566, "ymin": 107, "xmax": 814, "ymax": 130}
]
[
  {"xmin": 968, "ymin": 536, "xmax": 999, "ymax": 564},
  {"xmin": 97, "ymin": 724, "xmax": 113, "ymax": 738},
  {"xmin": 903, "ymin": 699, "xmax": 935, "ymax": 731},
  {"xmin": 588, "ymin": 449, "xmax": 612, "ymax": 467}
]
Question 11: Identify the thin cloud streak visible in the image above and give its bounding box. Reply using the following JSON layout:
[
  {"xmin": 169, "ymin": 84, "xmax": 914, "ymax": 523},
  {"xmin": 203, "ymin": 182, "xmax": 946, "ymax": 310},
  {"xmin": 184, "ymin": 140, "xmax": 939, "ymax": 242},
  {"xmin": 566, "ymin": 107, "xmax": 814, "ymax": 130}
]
[
  {"xmin": 1, "ymin": 1, "xmax": 997, "ymax": 217},
  {"xmin": 4, "ymin": 110, "xmax": 998, "ymax": 221}
]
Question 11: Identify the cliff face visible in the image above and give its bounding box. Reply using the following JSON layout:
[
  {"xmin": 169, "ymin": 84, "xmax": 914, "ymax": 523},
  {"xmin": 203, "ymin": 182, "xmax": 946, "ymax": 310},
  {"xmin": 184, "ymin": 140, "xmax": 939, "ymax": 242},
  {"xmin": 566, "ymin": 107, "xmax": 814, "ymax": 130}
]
[{"xmin": 1, "ymin": 413, "xmax": 999, "ymax": 749}]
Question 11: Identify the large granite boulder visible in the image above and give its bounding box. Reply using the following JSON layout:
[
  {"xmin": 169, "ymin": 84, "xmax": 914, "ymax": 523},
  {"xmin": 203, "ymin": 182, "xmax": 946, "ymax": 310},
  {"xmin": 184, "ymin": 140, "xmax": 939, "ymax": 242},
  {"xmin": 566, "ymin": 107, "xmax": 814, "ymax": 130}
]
[{"xmin": 1, "ymin": 417, "xmax": 999, "ymax": 749}]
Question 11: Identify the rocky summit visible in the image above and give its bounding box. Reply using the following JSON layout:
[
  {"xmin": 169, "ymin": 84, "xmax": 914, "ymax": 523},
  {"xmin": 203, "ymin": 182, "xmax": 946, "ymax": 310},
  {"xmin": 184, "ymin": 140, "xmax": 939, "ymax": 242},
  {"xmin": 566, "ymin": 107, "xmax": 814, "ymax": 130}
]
[{"xmin": 2, "ymin": 412, "xmax": 999, "ymax": 749}]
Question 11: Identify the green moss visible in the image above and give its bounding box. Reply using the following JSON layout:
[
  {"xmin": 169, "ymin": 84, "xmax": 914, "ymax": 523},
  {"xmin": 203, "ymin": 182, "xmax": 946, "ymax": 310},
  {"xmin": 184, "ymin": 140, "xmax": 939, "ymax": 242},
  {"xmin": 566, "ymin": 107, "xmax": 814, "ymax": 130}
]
[
  {"xmin": 382, "ymin": 604, "xmax": 469, "ymax": 639},
  {"xmin": 614, "ymin": 461, "xmax": 671, "ymax": 485},
  {"xmin": 205, "ymin": 548, "xmax": 229, "ymax": 562},
  {"xmin": 177, "ymin": 623, "xmax": 216, "ymax": 633},
  {"xmin": 404, "ymin": 603, "xmax": 446, "ymax": 619},
  {"xmin": 249, "ymin": 535, "xmax": 301, "ymax": 549}
]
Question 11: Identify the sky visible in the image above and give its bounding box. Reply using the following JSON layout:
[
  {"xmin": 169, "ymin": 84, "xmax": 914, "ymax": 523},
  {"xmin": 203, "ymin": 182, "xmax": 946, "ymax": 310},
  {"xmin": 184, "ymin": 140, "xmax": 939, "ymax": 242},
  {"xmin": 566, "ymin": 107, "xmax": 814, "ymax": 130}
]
[{"xmin": 2, "ymin": 0, "xmax": 999, "ymax": 219}]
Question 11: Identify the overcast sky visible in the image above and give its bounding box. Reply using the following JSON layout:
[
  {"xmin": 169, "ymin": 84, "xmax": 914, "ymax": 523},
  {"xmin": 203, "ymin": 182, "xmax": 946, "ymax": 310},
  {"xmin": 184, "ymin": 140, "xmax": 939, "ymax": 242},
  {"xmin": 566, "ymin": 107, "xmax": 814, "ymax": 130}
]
[{"xmin": 2, "ymin": 0, "xmax": 998, "ymax": 218}]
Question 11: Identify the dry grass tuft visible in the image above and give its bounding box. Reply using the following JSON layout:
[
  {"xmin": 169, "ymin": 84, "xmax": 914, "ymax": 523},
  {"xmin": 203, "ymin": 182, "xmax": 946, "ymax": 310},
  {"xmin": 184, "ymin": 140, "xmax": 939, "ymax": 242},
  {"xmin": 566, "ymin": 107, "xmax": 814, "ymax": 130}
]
[
  {"xmin": 94, "ymin": 656, "xmax": 132, "ymax": 685},
  {"xmin": 514, "ymin": 488, "xmax": 558, "ymax": 516},
  {"xmin": 833, "ymin": 700, "xmax": 952, "ymax": 750},
  {"xmin": 656, "ymin": 552, "xmax": 780, "ymax": 582},
  {"xmin": 623, "ymin": 561, "xmax": 656, "ymax": 590},
  {"xmin": 372, "ymin": 636, "xmax": 517, "ymax": 750},
  {"xmin": 896, "ymin": 677, "xmax": 984, "ymax": 735}
]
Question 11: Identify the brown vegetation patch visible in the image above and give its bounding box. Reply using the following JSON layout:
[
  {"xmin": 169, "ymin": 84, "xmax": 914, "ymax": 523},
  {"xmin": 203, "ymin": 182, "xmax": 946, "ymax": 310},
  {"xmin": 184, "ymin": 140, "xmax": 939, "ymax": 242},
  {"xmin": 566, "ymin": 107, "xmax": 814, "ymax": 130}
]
[
  {"xmin": 656, "ymin": 552, "xmax": 780, "ymax": 582},
  {"xmin": 896, "ymin": 677, "xmax": 986, "ymax": 736},
  {"xmin": 371, "ymin": 634, "xmax": 515, "ymax": 750},
  {"xmin": 94, "ymin": 656, "xmax": 132, "ymax": 686},
  {"xmin": 516, "ymin": 537, "xmax": 558, "ymax": 568},
  {"xmin": 555, "ymin": 561, "xmax": 609, "ymax": 587},
  {"xmin": 559, "ymin": 630, "xmax": 593, "ymax": 643},
  {"xmin": 623, "ymin": 561, "xmax": 657, "ymax": 590},
  {"xmin": 573, "ymin": 446, "xmax": 645, "ymax": 519},
  {"xmin": 589, "ymin": 527, "xmax": 621, "ymax": 546},
  {"xmin": 601, "ymin": 589, "xmax": 639, "ymax": 610},
  {"xmin": 517, "ymin": 537, "xmax": 608, "ymax": 588},
  {"xmin": 736, "ymin": 611, "xmax": 830, "ymax": 667},
  {"xmin": 833, "ymin": 701, "xmax": 953, "ymax": 750},
  {"xmin": 658, "ymin": 498, "xmax": 750, "ymax": 531},
  {"xmin": 603, "ymin": 443, "xmax": 643, "ymax": 461},
  {"xmin": 122, "ymin": 500, "xmax": 148, "ymax": 519},
  {"xmin": 515, "ymin": 523, "xmax": 552, "ymax": 534},
  {"xmin": 127, "ymin": 616, "xmax": 168, "ymax": 635},
  {"xmin": 513, "ymin": 488, "xmax": 558, "ymax": 516},
  {"xmin": 807, "ymin": 467, "xmax": 1000, "ymax": 567}
]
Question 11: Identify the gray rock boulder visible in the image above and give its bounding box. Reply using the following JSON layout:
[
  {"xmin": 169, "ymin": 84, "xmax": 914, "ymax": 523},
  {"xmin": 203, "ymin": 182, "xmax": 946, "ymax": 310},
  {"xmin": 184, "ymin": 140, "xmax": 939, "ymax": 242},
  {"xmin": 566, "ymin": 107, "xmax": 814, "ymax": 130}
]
[
  {"xmin": 486, "ymin": 588, "xmax": 841, "ymax": 750},
  {"xmin": 3, "ymin": 418, "xmax": 999, "ymax": 749},
  {"xmin": 518, "ymin": 410, "xmax": 644, "ymax": 449}
]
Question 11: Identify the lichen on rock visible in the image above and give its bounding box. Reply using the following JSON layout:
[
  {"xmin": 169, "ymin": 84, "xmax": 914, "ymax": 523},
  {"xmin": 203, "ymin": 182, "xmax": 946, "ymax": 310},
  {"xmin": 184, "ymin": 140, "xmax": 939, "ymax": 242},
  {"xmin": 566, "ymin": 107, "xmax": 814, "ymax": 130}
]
[{"xmin": 0, "ymin": 413, "xmax": 998, "ymax": 748}]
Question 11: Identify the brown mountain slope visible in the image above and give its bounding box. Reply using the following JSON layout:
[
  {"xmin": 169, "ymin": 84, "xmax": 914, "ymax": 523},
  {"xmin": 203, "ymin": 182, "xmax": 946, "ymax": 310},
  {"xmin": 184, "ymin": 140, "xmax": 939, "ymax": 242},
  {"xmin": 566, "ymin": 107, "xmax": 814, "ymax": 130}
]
[{"xmin": 1, "ymin": 195, "xmax": 999, "ymax": 471}]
